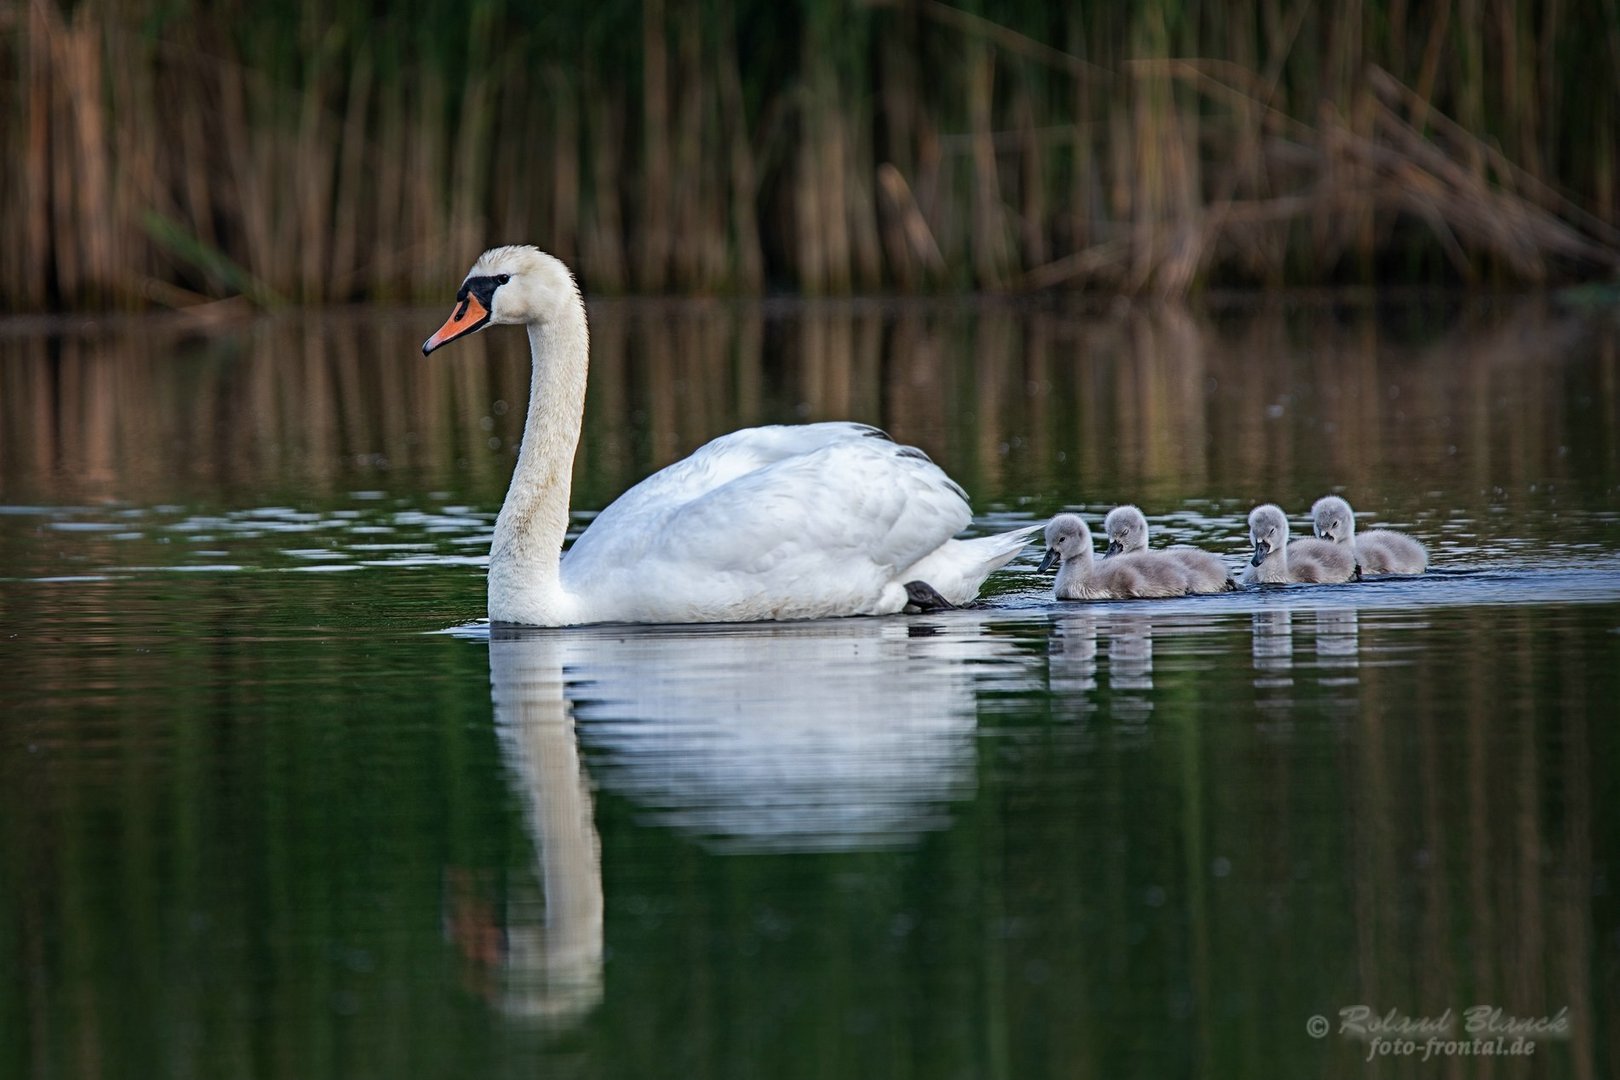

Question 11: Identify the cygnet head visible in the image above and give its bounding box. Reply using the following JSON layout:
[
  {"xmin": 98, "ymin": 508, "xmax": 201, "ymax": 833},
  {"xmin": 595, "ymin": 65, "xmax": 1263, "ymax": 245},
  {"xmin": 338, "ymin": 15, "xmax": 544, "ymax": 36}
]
[
  {"xmin": 1248, "ymin": 504, "xmax": 1291, "ymax": 568},
  {"xmin": 1039, "ymin": 513, "xmax": 1094, "ymax": 572},
  {"xmin": 1311, "ymin": 495, "xmax": 1356, "ymax": 544},
  {"xmin": 1102, "ymin": 505, "xmax": 1149, "ymax": 556},
  {"xmin": 423, "ymin": 245, "xmax": 581, "ymax": 355}
]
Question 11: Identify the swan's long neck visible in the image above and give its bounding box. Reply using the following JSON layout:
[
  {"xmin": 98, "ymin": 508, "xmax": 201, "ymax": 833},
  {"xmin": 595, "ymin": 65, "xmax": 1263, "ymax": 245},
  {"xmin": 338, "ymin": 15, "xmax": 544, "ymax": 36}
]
[{"xmin": 489, "ymin": 309, "xmax": 589, "ymax": 624}]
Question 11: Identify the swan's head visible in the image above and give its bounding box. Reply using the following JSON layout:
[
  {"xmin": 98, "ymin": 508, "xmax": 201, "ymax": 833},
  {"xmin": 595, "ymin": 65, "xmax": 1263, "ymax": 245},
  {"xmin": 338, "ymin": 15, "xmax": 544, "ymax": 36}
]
[
  {"xmin": 1248, "ymin": 504, "xmax": 1289, "ymax": 567},
  {"xmin": 1311, "ymin": 495, "xmax": 1356, "ymax": 544},
  {"xmin": 422, "ymin": 246, "xmax": 581, "ymax": 355},
  {"xmin": 1038, "ymin": 513, "xmax": 1093, "ymax": 572},
  {"xmin": 1102, "ymin": 505, "xmax": 1148, "ymax": 557}
]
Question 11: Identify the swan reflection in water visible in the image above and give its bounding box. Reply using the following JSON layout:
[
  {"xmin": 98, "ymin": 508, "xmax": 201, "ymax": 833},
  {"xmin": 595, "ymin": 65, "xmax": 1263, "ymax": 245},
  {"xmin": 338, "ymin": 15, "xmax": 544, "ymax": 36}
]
[
  {"xmin": 476, "ymin": 616, "xmax": 1015, "ymax": 1024},
  {"xmin": 465, "ymin": 628, "xmax": 605, "ymax": 1029}
]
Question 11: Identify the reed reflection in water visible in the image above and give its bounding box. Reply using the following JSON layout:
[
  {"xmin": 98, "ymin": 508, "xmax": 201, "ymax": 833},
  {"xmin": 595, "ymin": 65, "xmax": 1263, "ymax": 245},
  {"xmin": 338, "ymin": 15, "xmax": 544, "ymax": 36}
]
[{"xmin": 2, "ymin": 299, "xmax": 1615, "ymax": 544}]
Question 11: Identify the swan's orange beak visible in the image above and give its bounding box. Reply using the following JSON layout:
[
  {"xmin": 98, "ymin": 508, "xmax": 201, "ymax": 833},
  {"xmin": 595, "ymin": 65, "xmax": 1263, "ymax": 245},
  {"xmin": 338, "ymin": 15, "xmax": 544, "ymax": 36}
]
[{"xmin": 422, "ymin": 294, "xmax": 491, "ymax": 355}]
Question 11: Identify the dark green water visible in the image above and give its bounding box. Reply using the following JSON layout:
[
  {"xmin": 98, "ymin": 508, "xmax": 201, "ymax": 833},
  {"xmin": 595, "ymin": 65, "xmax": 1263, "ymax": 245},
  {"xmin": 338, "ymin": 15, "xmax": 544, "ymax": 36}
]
[{"xmin": 2, "ymin": 298, "xmax": 1617, "ymax": 1078}]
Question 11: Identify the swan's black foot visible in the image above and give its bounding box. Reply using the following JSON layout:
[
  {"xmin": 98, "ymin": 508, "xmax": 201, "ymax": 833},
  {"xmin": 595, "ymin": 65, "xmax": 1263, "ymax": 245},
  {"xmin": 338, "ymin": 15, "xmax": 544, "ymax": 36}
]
[
  {"xmin": 902, "ymin": 580, "xmax": 954, "ymax": 614},
  {"xmin": 1353, "ymin": 563, "xmax": 1364, "ymax": 582}
]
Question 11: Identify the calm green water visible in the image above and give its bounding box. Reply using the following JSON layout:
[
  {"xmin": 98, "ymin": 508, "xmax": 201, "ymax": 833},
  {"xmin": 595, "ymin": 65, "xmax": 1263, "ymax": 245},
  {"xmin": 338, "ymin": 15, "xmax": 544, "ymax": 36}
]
[{"xmin": 2, "ymin": 298, "xmax": 1618, "ymax": 1078}]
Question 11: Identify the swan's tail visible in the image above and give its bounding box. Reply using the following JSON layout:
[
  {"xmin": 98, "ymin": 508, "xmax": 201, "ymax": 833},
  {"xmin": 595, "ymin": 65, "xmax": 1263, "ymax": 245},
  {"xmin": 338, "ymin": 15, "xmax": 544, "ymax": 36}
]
[{"xmin": 902, "ymin": 523, "xmax": 1043, "ymax": 606}]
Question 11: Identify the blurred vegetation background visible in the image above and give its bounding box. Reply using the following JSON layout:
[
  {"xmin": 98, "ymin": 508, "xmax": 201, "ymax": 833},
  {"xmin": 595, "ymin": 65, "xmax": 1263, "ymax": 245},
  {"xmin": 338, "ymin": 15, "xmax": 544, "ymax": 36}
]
[{"xmin": 4, "ymin": 0, "xmax": 1620, "ymax": 310}]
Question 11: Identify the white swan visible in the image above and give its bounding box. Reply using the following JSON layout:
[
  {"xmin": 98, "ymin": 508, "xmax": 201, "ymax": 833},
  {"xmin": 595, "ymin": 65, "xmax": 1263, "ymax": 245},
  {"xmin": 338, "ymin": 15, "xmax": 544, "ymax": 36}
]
[
  {"xmin": 1040, "ymin": 513, "xmax": 1190, "ymax": 600},
  {"xmin": 423, "ymin": 246, "xmax": 1035, "ymax": 625},
  {"xmin": 1311, "ymin": 495, "xmax": 1428, "ymax": 575},
  {"xmin": 1102, "ymin": 504, "xmax": 1237, "ymax": 593},
  {"xmin": 1243, "ymin": 504, "xmax": 1358, "ymax": 585}
]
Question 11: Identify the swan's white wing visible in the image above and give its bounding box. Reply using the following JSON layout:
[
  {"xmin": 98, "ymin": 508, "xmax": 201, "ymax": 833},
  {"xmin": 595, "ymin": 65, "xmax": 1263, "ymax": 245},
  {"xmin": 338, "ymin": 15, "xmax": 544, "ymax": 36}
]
[
  {"xmin": 566, "ymin": 421, "xmax": 891, "ymax": 566},
  {"xmin": 562, "ymin": 437, "xmax": 973, "ymax": 621}
]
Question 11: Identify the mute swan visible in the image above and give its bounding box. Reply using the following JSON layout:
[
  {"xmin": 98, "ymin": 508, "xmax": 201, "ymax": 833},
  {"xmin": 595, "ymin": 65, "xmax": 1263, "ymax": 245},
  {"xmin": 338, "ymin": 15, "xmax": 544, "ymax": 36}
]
[
  {"xmin": 1310, "ymin": 495, "xmax": 1428, "ymax": 575},
  {"xmin": 1040, "ymin": 514, "xmax": 1190, "ymax": 600},
  {"xmin": 422, "ymin": 246, "xmax": 1035, "ymax": 625},
  {"xmin": 1102, "ymin": 504, "xmax": 1237, "ymax": 593},
  {"xmin": 1243, "ymin": 504, "xmax": 1358, "ymax": 585}
]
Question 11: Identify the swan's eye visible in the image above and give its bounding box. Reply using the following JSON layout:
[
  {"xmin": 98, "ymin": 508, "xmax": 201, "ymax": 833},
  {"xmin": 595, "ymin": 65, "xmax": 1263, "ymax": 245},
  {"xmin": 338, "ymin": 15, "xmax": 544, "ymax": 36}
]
[{"xmin": 495, "ymin": 274, "xmax": 511, "ymax": 285}]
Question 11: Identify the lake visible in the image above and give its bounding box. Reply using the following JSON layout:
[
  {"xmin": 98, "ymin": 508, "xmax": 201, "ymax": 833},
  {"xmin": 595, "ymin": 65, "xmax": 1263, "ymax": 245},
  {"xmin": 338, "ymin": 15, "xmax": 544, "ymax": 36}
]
[{"xmin": 1, "ymin": 296, "xmax": 1616, "ymax": 1078}]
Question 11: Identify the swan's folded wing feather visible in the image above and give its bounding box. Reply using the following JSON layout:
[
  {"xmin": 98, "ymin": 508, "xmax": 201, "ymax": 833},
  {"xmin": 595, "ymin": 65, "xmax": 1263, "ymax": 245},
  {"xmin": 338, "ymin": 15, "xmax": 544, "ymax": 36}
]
[
  {"xmin": 562, "ymin": 439, "xmax": 972, "ymax": 617},
  {"xmin": 565, "ymin": 422, "xmax": 892, "ymax": 565}
]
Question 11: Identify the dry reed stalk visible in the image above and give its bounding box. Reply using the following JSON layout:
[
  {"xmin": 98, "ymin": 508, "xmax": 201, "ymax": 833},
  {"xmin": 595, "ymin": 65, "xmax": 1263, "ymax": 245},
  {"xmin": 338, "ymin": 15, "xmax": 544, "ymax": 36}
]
[
  {"xmin": 876, "ymin": 164, "xmax": 946, "ymax": 281},
  {"xmin": 913, "ymin": 0, "xmax": 1108, "ymax": 83},
  {"xmin": 911, "ymin": 106, "xmax": 948, "ymax": 269},
  {"xmin": 1127, "ymin": 9, "xmax": 1169, "ymax": 292},
  {"xmin": 1012, "ymin": 82, "xmax": 1048, "ymax": 268},
  {"xmin": 409, "ymin": 71, "xmax": 449, "ymax": 297},
  {"xmin": 875, "ymin": 168, "xmax": 919, "ymax": 288},
  {"xmin": 216, "ymin": 49, "xmax": 274, "ymax": 296},
  {"xmin": 1369, "ymin": 69, "xmax": 1620, "ymax": 247},
  {"xmin": 966, "ymin": 43, "xmax": 1013, "ymax": 289},
  {"xmin": 17, "ymin": 3, "xmax": 52, "ymax": 309},
  {"xmin": 793, "ymin": 132, "xmax": 826, "ymax": 293},
  {"xmin": 66, "ymin": 12, "xmax": 118, "ymax": 301},
  {"xmin": 670, "ymin": 17, "xmax": 705, "ymax": 290},
  {"xmin": 368, "ymin": 91, "xmax": 404, "ymax": 297},
  {"xmin": 449, "ymin": 70, "xmax": 494, "ymax": 285},
  {"xmin": 846, "ymin": 117, "xmax": 886, "ymax": 291},
  {"xmin": 639, "ymin": 0, "xmax": 672, "ymax": 290},
  {"xmin": 716, "ymin": 12, "xmax": 764, "ymax": 291},
  {"xmin": 172, "ymin": 55, "xmax": 218, "ymax": 260},
  {"xmin": 583, "ymin": 89, "xmax": 628, "ymax": 292},
  {"xmin": 108, "ymin": 16, "xmax": 161, "ymax": 299},
  {"xmin": 328, "ymin": 48, "xmax": 373, "ymax": 295},
  {"xmin": 548, "ymin": 66, "xmax": 581, "ymax": 269},
  {"xmin": 818, "ymin": 74, "xmax": 854, "ymax": 293},
  {"xmin": 296, "ymin": 65, "xmax": 334, "ymax": 303}
]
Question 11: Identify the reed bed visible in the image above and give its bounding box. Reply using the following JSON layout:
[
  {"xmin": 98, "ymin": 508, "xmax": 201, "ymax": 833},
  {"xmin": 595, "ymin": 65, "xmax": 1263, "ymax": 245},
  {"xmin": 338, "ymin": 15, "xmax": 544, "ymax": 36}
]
[{"xmin": 2, "ymin": 0, "xmax": 1618, "ymax": 309}]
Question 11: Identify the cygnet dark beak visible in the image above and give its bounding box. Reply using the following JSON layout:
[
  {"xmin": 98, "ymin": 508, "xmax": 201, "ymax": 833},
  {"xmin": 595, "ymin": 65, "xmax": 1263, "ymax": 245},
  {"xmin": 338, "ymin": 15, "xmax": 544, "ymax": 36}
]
[
  {"xmin": 1105, "ymin": 540, "xmax": 1122, "ymax": 556},
  {"xmin": 1250, "ymin": 541, "xmax": 1269, "ymax": 567},
  {"xmin": 1038, "ymin": 548, "xmax": 1060, "ymax": 573}
]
